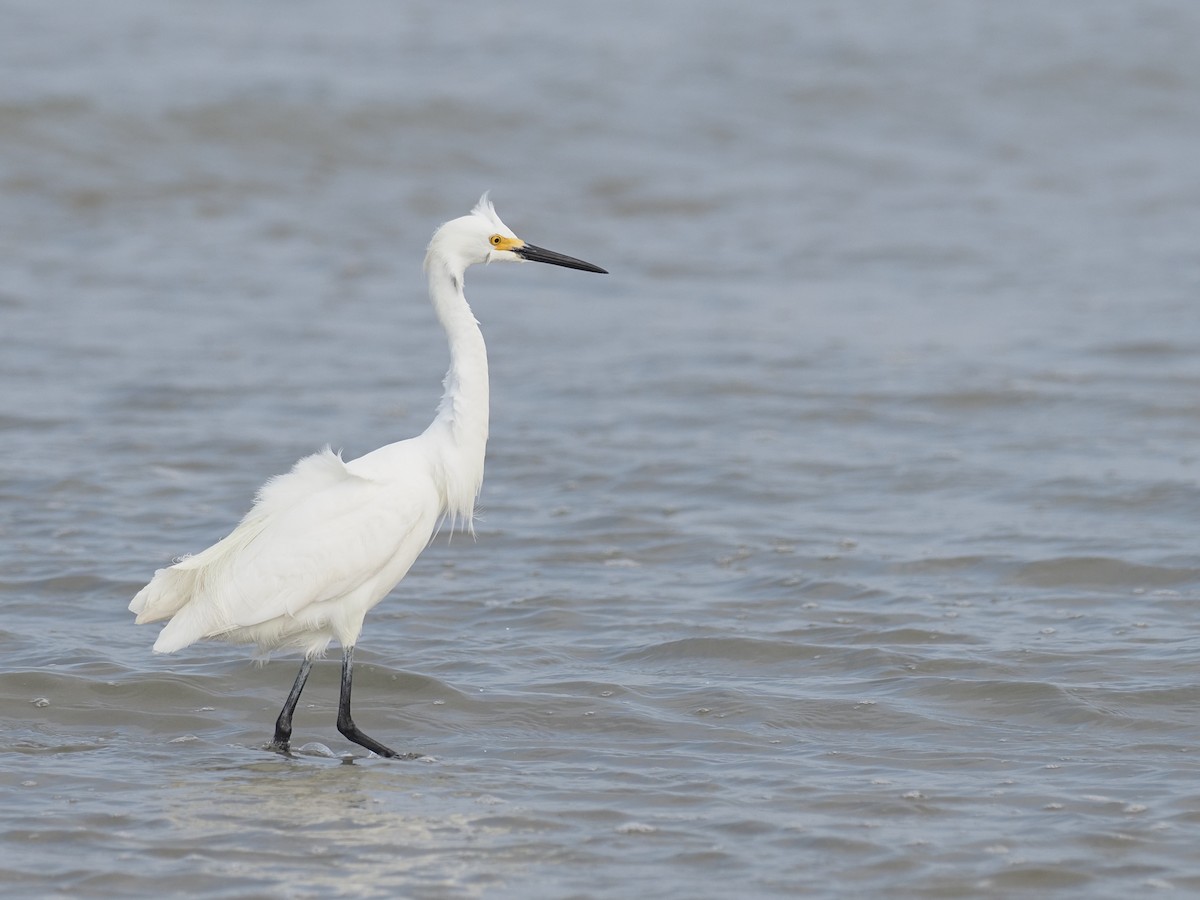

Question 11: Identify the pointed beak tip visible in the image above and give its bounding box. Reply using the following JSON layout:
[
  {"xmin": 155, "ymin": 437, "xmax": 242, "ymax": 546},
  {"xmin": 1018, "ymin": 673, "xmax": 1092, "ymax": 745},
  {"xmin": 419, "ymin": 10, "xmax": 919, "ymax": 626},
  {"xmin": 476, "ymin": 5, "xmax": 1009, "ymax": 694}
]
[{"xmin": 517, "ymin": 243, "xmax": 608, "ymax": 275}]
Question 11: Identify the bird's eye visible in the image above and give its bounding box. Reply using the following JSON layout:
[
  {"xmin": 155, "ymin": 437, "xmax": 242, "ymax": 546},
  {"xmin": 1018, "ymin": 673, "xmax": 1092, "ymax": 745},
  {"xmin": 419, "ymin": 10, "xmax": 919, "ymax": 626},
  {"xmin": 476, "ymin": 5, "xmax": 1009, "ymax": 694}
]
[{"xmin": 490, "ymin": 235, "xmax": 503, "ymax": 246}]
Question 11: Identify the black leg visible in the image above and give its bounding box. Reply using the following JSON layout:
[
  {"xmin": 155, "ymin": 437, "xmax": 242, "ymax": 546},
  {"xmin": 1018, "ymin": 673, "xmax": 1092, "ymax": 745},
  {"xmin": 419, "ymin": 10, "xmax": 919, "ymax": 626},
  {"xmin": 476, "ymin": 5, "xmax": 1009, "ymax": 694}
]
[
  {"xmin": 268, "ymin": 657, "xmax": 312, "ymax": 752},
  {"xmin": 336, "ymin": 646, "xmax": 418, "ymax": 759}
]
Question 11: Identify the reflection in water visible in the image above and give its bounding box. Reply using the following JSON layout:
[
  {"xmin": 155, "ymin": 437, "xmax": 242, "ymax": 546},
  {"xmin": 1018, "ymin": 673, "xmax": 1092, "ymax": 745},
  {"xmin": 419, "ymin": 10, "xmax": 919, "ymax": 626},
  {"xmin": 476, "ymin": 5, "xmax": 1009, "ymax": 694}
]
[{"xmin": 163, "ymin": 761, "xmax": 493, "ymax": 897}]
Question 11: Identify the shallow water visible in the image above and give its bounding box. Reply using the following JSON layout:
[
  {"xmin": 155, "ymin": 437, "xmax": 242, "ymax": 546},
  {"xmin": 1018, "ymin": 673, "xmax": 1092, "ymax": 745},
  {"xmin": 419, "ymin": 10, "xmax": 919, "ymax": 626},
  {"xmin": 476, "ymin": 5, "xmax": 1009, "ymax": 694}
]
[{"xmin": 3, "ymin": 1, "xmax": 1200, "ymax": 897}]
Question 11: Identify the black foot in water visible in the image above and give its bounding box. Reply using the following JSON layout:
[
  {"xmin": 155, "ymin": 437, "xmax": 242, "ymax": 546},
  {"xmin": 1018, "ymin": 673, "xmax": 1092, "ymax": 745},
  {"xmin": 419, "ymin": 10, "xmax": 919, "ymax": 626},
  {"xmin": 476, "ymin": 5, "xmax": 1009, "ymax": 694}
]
[
  {"xmin": 268, "ymin": 657, "xmax": 313, "ymax": 757},
  {"xmin": 264, "ymin": 647, "xmax": 422, "ymax": 760},
  {"xmin": 336, "ymin": 645, "xmax": 423, "ymax": 760},
  {"xmin": 336, "ymin": 720, "xmax": 423, "ymax": 760}
]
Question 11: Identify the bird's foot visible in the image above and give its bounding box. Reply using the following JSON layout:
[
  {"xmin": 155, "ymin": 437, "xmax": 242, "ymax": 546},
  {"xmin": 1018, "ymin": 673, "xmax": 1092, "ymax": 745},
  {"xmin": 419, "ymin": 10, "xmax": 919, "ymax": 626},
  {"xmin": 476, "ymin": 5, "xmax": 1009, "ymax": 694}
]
[{"xmin": 337, "ymin": 720, "xmax": 421, "ymax": 760}]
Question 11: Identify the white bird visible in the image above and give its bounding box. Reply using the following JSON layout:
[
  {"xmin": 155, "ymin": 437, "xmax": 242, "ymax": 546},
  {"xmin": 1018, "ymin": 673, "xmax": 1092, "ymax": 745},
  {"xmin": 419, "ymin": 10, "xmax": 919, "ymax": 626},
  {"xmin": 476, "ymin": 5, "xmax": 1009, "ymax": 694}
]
[{"xmin": 129, "ymin": 195, "xmax": 607, "ymax": 758}]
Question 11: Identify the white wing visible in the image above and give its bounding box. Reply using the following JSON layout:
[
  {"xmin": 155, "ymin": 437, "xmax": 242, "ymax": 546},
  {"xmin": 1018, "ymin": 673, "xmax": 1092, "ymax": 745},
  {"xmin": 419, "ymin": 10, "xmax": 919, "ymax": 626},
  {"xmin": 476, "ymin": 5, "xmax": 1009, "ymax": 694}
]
[{"xmin": 131, "ymin": 446, "xmax": 439, "ymax": 653}]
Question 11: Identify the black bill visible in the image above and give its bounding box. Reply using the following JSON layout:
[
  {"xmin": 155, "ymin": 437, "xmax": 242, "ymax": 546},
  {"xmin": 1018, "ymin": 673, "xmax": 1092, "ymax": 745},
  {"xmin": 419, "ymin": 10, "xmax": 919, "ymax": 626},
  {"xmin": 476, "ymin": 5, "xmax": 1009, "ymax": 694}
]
[{"xmin": 515, "ymin": 243, "xmax": 608, "ymax": 274}]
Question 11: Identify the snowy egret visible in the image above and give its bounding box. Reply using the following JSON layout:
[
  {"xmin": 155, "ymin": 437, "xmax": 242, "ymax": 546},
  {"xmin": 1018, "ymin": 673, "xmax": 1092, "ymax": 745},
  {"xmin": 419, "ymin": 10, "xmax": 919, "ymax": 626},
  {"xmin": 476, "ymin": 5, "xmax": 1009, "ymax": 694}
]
[{"xmin": 129, "ymin": 195, "xmax": 607, "ymax": 758}]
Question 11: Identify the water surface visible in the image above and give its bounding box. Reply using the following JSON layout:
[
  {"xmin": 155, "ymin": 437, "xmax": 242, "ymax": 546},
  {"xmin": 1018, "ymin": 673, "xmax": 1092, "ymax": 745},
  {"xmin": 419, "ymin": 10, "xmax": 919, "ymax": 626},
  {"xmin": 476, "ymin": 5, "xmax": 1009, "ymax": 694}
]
[{"xmin": 2, "ymin": 1, "xmax": 1200, "ymax": 897}]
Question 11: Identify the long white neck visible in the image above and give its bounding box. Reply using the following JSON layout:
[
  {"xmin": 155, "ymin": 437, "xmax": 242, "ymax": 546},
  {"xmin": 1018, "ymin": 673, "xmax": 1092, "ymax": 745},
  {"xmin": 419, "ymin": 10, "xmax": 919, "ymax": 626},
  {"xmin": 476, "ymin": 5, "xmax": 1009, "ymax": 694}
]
[{"xmin": 423, "ymin": 257, "xmax": 489, "ymax": 529}]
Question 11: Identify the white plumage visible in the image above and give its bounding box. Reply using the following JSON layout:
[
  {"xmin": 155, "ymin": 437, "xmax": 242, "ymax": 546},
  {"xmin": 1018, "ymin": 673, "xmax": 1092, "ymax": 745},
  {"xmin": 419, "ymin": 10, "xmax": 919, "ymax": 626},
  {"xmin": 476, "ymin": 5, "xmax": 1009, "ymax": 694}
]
[
  {"xmin": 129, "ymin": 195, "xmax": 607, "ymax": 757},
  {"xmin": 132, "ymin": 446, "xmax": 437, "ymax": 656}
]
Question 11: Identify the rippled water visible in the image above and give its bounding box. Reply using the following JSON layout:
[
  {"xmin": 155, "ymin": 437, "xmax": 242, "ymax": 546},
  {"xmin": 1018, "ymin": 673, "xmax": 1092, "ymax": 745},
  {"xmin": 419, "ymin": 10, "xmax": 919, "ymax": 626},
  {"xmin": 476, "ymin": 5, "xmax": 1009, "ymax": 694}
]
[{"xmin": 3, "ymin": 1, "xmax": 1200, "ymax": 896}]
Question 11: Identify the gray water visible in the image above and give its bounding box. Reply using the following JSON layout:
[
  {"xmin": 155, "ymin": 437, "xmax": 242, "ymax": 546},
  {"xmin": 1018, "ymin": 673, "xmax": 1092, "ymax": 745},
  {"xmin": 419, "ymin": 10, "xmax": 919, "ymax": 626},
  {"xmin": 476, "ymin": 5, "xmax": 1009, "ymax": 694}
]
[{"xmin": 3, "ymin": 1, "xmax": 1200, "ymax": 896}]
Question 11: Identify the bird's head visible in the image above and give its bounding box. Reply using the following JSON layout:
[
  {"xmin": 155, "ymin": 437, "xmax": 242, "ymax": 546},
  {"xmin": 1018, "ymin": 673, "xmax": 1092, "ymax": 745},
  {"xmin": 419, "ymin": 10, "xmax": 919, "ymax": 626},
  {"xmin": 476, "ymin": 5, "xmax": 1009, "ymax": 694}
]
[{"xmin": 425, "ymin": 194, "xmax": 608, "ymax": 278}]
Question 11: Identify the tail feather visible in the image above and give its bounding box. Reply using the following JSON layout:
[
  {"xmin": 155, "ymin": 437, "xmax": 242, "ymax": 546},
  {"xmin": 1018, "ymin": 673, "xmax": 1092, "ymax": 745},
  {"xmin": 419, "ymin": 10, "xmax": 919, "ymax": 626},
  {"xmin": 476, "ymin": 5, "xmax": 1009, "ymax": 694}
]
[
  {"xmin": 128, "ymin": 448, "xmax": 365, "ymax": 654},
  {"xmin": 129, "ymin": 566, "xmax": 198, "ymax": 624},
  {"xmin": 128, "ymin": 513, "xmax": 270, "ymax": 651}
]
